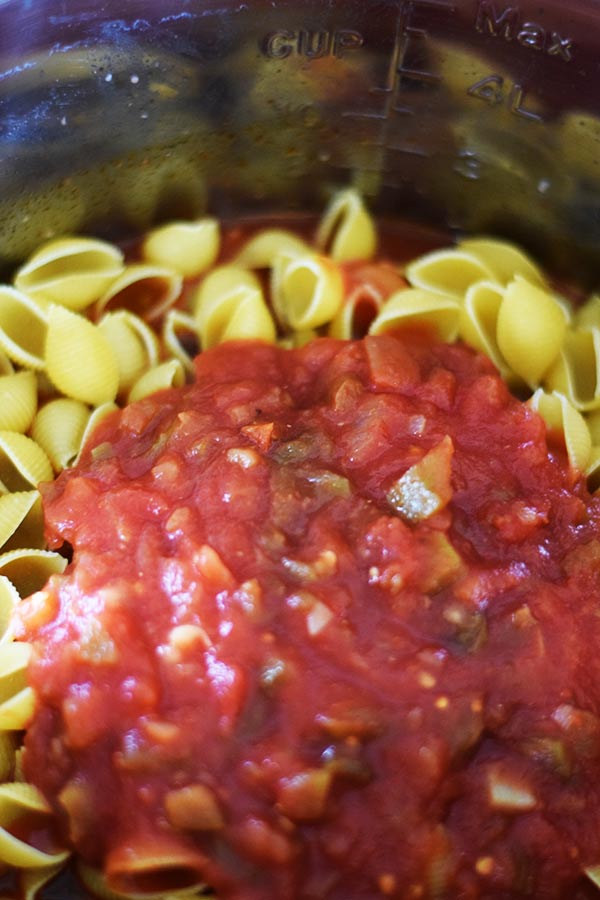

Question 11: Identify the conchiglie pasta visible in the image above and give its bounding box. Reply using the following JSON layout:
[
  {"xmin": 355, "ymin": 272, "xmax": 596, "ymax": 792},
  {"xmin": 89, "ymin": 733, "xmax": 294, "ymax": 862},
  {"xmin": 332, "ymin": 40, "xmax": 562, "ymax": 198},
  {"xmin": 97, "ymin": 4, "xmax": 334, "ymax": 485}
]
[
  {"xmin": 128, "ymin": 360, "xmax": 186, "ymax": 404},
  {"xmin": 21, "ymin": 862, "xmax": 68, "ymax": 900},
  {"xmin": 0, "ymin": 433, "xmax": 53, "ymax": 493},
  {"xmin": 0, "ymin": 578, "xmax": 19, "ymax": 646},
  {"xmin": 77, "ymin": 860, "xmax": 211, "ymax": 900},
  {"xmin": 142, "ymin": 218, "xmax": 220, "ymax": 278},
  {"xmin": 272, "ymin": 253, "xmax": 343, "ymax": 331},
  {"xmin": 0, "ymin": 782, "xmax": 69, "ymax": 866},
  {"xmin": 544, "ymin": 327, "xmax": 600, "ymax": 411},
  {"xmin": 162, "ymin": 310, "xmax": 201, "ymax": 374},
  {"xmin": 0, "ymin": 287, "xmax": 47, "ymax": 370},
  {"xmin": 194, "ymin": 267, "xmax": 276, "ymax": 348},
  {"xmin": 458, "ymin": 237, "xmax": 547, "ymax": 288},
  {"xmin": 0, "ymin": 492, "xmax": 44, "ymax": 553},
  {"xmin": 529, "ymin": 388, "xmax": 592, "ymax": 473},
  {"xmin": 328, "ymin": 283, "xmax": 385, "ymax": 340},
  {"xmin": 369, "ymin": 288, "xmax": 461, "ymax": 341},
  {"xmin": 98, "ymin": 311, "xmax": 160, "ymax": 397},
  {"xmin": 405, "ymin": 248, "xmax": 496, "ymax": 298},
  {"xmin": 105, "ymin": 836, "xmax": 207, "ymax": 897},
  {"xmin": 496, "ymin": 277, "xmax": 568, "ymax": 387},
  {"xmin": 0, "ymin": 372, "xmax": 37, "ymax": 433},
  {"xmin": 458, "ymin": 281, "xmax": 512, "ymax": 379},
  {"xmin": 576, "ymin": 294, "xmax": 600, "ymax": 330},
  {"xmin": 14, "ymin": 237, "xmax": 124, "ymax": 311},
  {"xmin": 31, "ymin": 399, "xmax": 91, "ymax": 472},
  {"xmin": 94, "ymin": 263, "xmax": 183, "ymax": 322},
  {"xmin": 315, "ymin": 189, "xmax": 377, "ymax": 262},
  {"xmin": 75, "ymin": 402, "xmax": 119, "ymax": 464},
  {"xmin": 45, "ymin": 305, "xmax": 119, "ymax": 405},
  {"xmin": 0, "ymin": 549, "xmax": 66, "ymax": 599},
  {"xmin": 0, "ymin": 642, "xmax": 36, "ymax": 732},
  {"xmin": 233, "ymin": 229, "xmax": 310, "ymax": 269}
]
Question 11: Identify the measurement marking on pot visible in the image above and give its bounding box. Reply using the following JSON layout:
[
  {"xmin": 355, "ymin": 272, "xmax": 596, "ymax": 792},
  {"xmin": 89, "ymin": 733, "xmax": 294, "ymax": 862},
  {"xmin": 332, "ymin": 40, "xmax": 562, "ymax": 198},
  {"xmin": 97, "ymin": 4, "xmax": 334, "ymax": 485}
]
[{"xmin": 467, "ymin": 75, "xmax": 544, "ymax": 122}]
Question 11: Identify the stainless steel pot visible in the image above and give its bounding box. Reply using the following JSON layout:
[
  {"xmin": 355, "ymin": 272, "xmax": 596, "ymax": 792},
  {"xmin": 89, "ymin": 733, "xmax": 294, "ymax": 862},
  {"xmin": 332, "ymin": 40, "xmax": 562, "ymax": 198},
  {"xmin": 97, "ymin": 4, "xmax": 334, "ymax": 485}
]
[{"xmin": 2, "ymin": 1, "xmax": 600, "ymax": 285}]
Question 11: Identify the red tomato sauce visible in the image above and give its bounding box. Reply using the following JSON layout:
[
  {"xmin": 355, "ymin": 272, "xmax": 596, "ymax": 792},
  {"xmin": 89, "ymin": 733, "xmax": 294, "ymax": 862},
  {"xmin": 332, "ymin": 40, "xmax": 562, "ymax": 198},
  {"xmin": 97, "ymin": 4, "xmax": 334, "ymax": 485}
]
[{"xmin": 15, "ymin": 331, "xmax": 600, "ymax": 899}]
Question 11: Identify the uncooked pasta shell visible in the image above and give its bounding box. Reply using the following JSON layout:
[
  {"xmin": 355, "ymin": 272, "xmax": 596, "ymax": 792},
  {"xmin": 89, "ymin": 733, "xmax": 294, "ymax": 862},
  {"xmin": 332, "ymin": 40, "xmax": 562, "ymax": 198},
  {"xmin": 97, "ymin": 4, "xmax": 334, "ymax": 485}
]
[
  {"xmin": 128, "ymin": 360, "xmax": 185, "ymax": 403},
  {"xmin": 233, "ymin": 229, "xmax": 310, "ymax": 269},
  {"xmin": 0, "ymin": 491, "xmax": 44, "ymax": 553},
  {"xmin": 162, "ymin": 310, "xmax": 201, "ymax": 374},
  {"xmin": 369, "ymin": 288, "xmax": 460, "ymax": 342},
  {"xmin": 98, "ymin": 310, "xmax": 160, "ymax": 395},
  {"xmin": 316, "ymin": 189, "xmax": 377, "ymax": 262},
  {"xmin": 406, "ymin": 248, "xmax": 496, "ymax": 298},
  {"xmin": 143, "ymin": 218, "xmax": 220, "ymax": 278},
  {"xmin": 272, "ymin": 253, "xmax": 344, "ymax": 331},
  {"xmin": 32, "ymin": 398, "xmax": 91, "ymax": 472},
  {"xmin": 544, "ymin": 327, "xmax": 600, "ymax": 411},
  {"xmin": 497, "ymin": 277, "xmax": 568, "ymax": 387},
  {"xmin": 95, "ymin": 263, "xmax": 183, "ymax": 322},
  {"xmin": 14, "ymin": 236, "xmax": 124, "ymax": 310},
  {"xmin": 529, "ymin": 389, "xmax": 592, "ymax": 473},
  {"xmin": 0, "ymin": 548, "xmax": 67, "ymax": 598},
  {"xmin": 0, "ymin": 432, "xmax": 53, "ymax": 491},
  {"xmin": 458, "ymin": 237, "xmax": 547, "ymax": 288},
  {"xmin": 0, "ymin": 287, "xmax": 47, "ymax": 370},
  {"xmin": 0, "ymin": 372, "xmax": 37, "ymax": 433},
  {"xmin": 45, "ymin": 305, "xmax": 119, "ymax": 405},
  {"xmin": 0, "ymin": 782, "xmax": 69, "ymax": 863}
]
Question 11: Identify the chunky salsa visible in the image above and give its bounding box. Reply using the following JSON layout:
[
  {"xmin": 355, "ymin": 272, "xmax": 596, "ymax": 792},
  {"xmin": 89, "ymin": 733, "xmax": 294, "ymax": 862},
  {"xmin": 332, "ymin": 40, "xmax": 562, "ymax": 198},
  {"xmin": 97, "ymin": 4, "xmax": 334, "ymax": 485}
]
[{"xmin": 14, "ymin": 330, "xmax": 600, "ymax": 899}]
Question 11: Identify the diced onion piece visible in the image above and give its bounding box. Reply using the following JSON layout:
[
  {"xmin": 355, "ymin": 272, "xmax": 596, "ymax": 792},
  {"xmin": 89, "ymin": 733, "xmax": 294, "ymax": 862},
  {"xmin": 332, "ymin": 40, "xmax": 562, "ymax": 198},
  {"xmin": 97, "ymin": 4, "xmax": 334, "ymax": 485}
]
[
  {"xmin": 487, "ymin": 769, "xmax": 537, "ymax": 811},
  {"xmin": 387, "ymin": 436, "xmax": 454, "ymax": 522}
]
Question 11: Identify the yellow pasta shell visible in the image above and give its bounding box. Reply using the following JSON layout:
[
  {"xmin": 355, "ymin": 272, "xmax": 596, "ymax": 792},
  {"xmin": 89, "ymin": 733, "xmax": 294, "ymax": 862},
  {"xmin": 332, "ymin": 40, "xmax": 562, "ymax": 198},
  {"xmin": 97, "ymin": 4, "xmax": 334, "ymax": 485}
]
[
  {"xmin": 369, "ymin": 288, "xmax": 460, "ymax": 341},
  {"xmin": 0, "ymin": 687, "xmax": 36, "ymax": 732},
  {"xmin": 233, "ymin": 229, "xmax": 310, "ymax": 269},
  {"xmin": 162, "ymin": 310, "xmax": 201, "ymax": 374},
  {"xmin": 328, "ymin": 283, "xmax": 384, "ymax": 340},
  {"xmin": 576, "ymin": 294, "xmax": 600, "ymax": 330},
  {"xmin": 75, "ymin": 402, "xmax": 119, "ymax": 464},
  {"xmin": 0, "ymin": 549, "xmax": 67, "ymax": 598},
  {"xmin": 273, "ymin": 253, "xmax": 344, "ymax": 330},
  {"xmin": 45, "ymin": 305, "xmax": 119, "ymax": 405},
  {"xmin": 529, "ymin": 389, "xmax": 592, "ymax": 472},
  {"xmin": 193, "ymin": 266, "xmax": 262, "ymax": 318},
  {"xmin": 142, "ymin": 218, "xmax": 220, "ymax": 278},
  {"xmin": 496, "ymin": 277, "xmax": 568, "ymax": 387},
  {"xmin": 544, "ymin": 327, "xmax": 600, "ymax": 411},
  {"xmin": 95, "ymin": 263, "xmax": 183, "ymax": 322},
  {"xmin": 21, "ymin": 862, "xmax": 68, "ymax": 900},
  {"xmin": 458, "ymin": 237, "xmax": 547, "ymax": 288},
  {"xmin": 405, "ymin": 249, "xmax": 496, "ymax": 298},
  {"xmin": 315, "ymin": 189, "xmax": 377, "ymax": 262},
  {"xmin": 32, "ymin": 398, "xmax": 91, "ymax": 472},
  {"xmin": 0, "ymin": 642, "xmax": 30, "ymax": 707},
  {"xmin": 0, "ymin": 372, "xmax": 37, "ymax": 434},
  {"xmin": 0, "ymin": 782, "xmax": 68, "ymax": 864},
  {"xmin": 99, "ymin": 310, "xmax": 160, "ymax": 396},
  {"xmin": 459, "ymin": 281, "xmax": 509, "ymax": 374},
  {"xmin": 586, "ymin": 408, "xmax": 600, "ymax": 445},
  {"xmin": 0, "ymin": 731, "xmax": 17, "ymax": 782},
  {"xmin": 14, "ymin": 237, "xmax": 124, "ymax": 310},
  {"xmin": 0, "ymin": 432, "xmax": 53, "ymax": 491},
  {"xmin": 194, "ymin": 267, "xmax": 275, "ymax": 348},
  {"xmin": 0, "ymin": 492, "xmax": 44, "ymax": 552},
  {"xmin": 0, "ymin": 578, "xmax": 19, "ymax": 645},
  {"xmin": 128, "ymin": 360, "xmax": 185, "ymax": 403},
  {"xmin": 0, "ymin": 287, "xmax": 47, "ymax": 370},
  {"xmin": 586, "ymin": 446, "xmax": 600, "ymax": 492},
  {"xmin": 77, "ymin": 860, "xmax": 207, "ymax": 900}
]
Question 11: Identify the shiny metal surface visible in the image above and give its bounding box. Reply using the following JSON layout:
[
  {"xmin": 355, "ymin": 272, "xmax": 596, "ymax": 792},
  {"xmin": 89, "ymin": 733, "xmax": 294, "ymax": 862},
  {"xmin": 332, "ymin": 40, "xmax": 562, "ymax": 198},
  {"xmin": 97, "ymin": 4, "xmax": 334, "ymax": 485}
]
[{"xmin": 1, "ymin": 0, "xmax": 600, "ymax": 283}]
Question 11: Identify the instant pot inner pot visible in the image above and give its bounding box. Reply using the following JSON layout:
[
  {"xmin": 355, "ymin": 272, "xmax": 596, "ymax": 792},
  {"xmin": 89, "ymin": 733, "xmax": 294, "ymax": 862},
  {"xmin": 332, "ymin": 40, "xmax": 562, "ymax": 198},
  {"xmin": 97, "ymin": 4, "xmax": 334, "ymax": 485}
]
[{"xmin": 1, "ymin": 0, "xmax": 600, "ymax": 284}]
